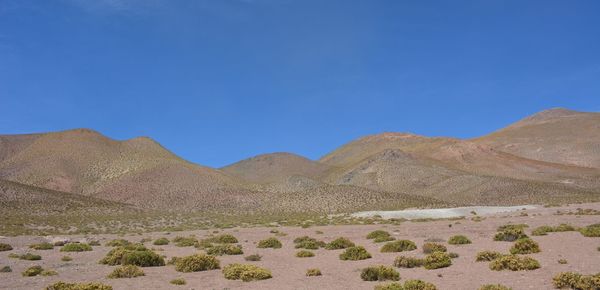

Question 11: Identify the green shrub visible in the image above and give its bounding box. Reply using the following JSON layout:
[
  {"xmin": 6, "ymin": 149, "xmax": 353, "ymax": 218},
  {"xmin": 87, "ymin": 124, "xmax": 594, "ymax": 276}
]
[
  {"xmin": 45, "ymin": 281, "xmax": 113, "ymax": 290},
  {"xmin": 580, "ymin": 224, "xmax": 600, "ymax": 237},
  {"xmin": 509, "ymin": 238, "xmax": 540, "ymax": 254},
  {"xmin": 296, "ymin": 250, "xmax": 315, "ymax": 258},
  {"xmin": 22, "ymin": 265, "xmax": 44, "ymax": 277},
  {"xmin": 244, "ymin": 254, "xmax": 262, "ymax": 261},
  {"xmin": 170, "ymin": 278, "xmax": 186, "ymax": 285},
  {"xmin": 294, "ymin": 236, "xmax": 325, "ymax": 249},
  {"xmin": 489, "ymin": 255, "xmax": 540, "ymax": 271},
  {"xmin": 552, "ymin": 272, "xmax": 600, "ymax": 289},
  {"xmin": 497, "ymin": 224, "xmax": 528, "ymax": 231},
  {"xmin": 106, "ymin": 239, "xmax": 131, "ymax": 247},
  {"xmin": 206, "ymin": 244, "xmax": 243, "ymax": 256},
  {"xmin": 152, "ymin": 238, "xmax": 169, "ymax": 245},
  {"xmin": 423, "ymin": 252, "xmax": 452, "ymax": 269},
  {"xmin": 532, "ymin": 224, "xmax": 576, "ymax": 236},
  {"xmin": 175, "ymin": 254, "xmax": 220, "ymax": 272},
  {"xmin": 475, "ymin": 251, "xmax": 504, "ymax": 262},
  {"xmin": 1, "ymin": 266, "xmax": 12, "ymax": 273},
  {"xmin": 393, "ymin": 256, "xmax": 424, "ymax": 268},
  {"xmin": 448, "ymin": 235, "xmax": 471, "ymax": 245},
  {"xmin": 422, "ymin": 243, "xmax": 447, "ymax": 254},
  {"xmin": 30, "ymin": 242, "xmax": 54, "ymax": 250},
  {"xmin": 88, "ymin": 240, "xmax": 100, "ymax": 246},
  {"xmin": 479, "ymin": 284, "xmax": 512, "ymax": 290},
  {"xmin": 554, "ymin": 224, "xmax": 576, "ymax": 232},
  {"xmin": 360, "ymin": 265, "xmax": 400, "ymax": 281},
  {"xmin": 403, "ymin": 280, "xmax": 437, "ymax": 290},
  {"xmin": 41, "ymin": 269, "xmax": 58, "ymax": 276},
  {"xmin": 173, "ymin": 236, "xmax": 198, "ymax": 247},
  {"xmin": 381, "ymin": 240, "xmax": 417, "ymax": 253},
  {"xmin": 61, "ymin": 243, "xmax": 92, "ymax": 252},
  {"xmin": 306, "ymin": 268, "xmax": 322, "ymax": 276},
  {"xmin": 374, "ymin": 282, "xmax": 404, "ymax": 290},
  {"xmin": 20, "ymin": 253, "xmax": 42, "ymax": 260},
  {"xmin": 0, "ymin": 243, "xmax": 12, "ymax": 251},
  {"xmin": 222, "ymin": 263, "xmax": 272, "ymax": 282},
  {"xmin": 494, "ymin": 228, "xmax": 527, "ymax": 242},
  {"xmin": 100, "ymin": 245, "xmax": 164, "ymax": 267},
  {"xmin": 448, "ymin": 252, "xmax": 459, "ymax": 258},
  {"xmin": 367, "ymin": 230, "xmax": 391, "ymax": 240},
  {"xmin": 205, "ymin": 234, "xmax": 238, "ymax": 244},
  {"xmin": 325, "ymin": 237, "xmax": 355, "ymax": 250},
  {"xmin": 339, "ymin": 246, "xmax": 372, "ymax": 260},
  {"xmin": 374, "ymin": 236, "xmax": 396, "ymax": 243},
  {"xmin": 61, "ymin": 256, "xmax": 73, "ymax": 262},
  {"xmin": 558, "ymin": 259, "xmax": 568, "ymax": 264},
  {"xmin": 8, "ymin": 253, "xmax": 19, "ymax": 258},
  {"xmin": 257, "ymin": 237, "xmax": 282, "ymax": 249},
  {"xmin": 107, "ymin": 265, "xmax": 144, "ymax": 278}
]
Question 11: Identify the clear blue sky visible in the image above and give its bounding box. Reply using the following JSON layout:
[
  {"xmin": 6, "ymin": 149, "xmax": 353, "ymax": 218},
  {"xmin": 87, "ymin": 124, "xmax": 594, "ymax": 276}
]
[{"xmin": 1, "ymin": 0, "xmax": 599, "ymax": 167}]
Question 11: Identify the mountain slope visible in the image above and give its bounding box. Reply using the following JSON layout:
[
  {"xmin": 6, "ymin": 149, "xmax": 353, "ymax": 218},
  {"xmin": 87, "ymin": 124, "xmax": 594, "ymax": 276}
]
[{"xmin": 474, "ymin": 108, "xmax": 600, "ymax": 168}]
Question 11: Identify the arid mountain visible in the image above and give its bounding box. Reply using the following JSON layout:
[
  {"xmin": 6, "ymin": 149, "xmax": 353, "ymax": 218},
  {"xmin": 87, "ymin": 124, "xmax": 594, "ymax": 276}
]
[{"xmin": 474, "ymin": 108, "xmax": 600, "ymax": 168}]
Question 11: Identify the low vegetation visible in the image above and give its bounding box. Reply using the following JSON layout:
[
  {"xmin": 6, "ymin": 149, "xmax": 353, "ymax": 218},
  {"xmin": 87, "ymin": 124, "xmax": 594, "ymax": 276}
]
[
  {"xmin": 360, "ymin": 265, "xmax": 400, "ymax": 281},
  {"xmin": 22, "ymin": 265, "xmax": 57, "ymax": 277},
  {"xmin": 100, "ymin": 244, "xmax": 164, "ymax": 267},
  {"xmin": 367, "ymin": 230, "xmax": 395, "ymax": 242},
  {"xmin": 375, "ymin": 280, "xmax": 437, "ymax": 290},
  {"xmin": 106, "ymin": 239, "xmax": 131, "ymax": 247},
  {"xmin": 206, "ymin": 244, "xmax": 243, "ymax": 256},
  {"xmin": 107, "ymin": 265, "xmax": 145, "ymax": 278},
  {"xmin": 19, "ymin": 253, "xmax": 42, "ymax": 260},
  {"xmin": 489, "ymin": 255, "xmax": 540, "ymax": 271},
  {"xmin": 494, "ymin": 228, "xmax": 528, "ymax": 242},
  {"xmin": 152, "ymin": 237, "xmax": 169, "ymax": 245},
  {"xmin": 204, "ymin": 234, "xmax": 239, "ymax": 244},
  {"xmin": 325, "ymin": 237, "xmax": 355, "ymax": 250},
  {"xmin": 509, "ymin": 238, "xmax": 540, "ymax": 254},
  {"xmin": 30, "ymin": 242, "xmax": 54, "ymax": 250},
  {"xmin": 61, "ymin": 243, "xmax": 92, "ymax": 252},
  {"xmin": 552, "ymin": 272, "xmax": 600, "ymax": 289},
  {"xmin": 45, "ymin": 281, "xmax": 113, "ymax": 290},
  {"xmin": 531, "ymin": 224, "xmax": 576, "ymax": 236},
  {"xmin": 170, "ymin": 278, "xmax": 186, "ymax": 285},
  {"xmin": 479, "ymin": 285, "xmax": 512, "ymax": 290},
  {"xmin": 423, "ymin": 252, "xmax": 452, "ymax": 269},
  {"xmin": 475, "ymin": 251, "xmax": 504, "ymax": 262},
  {"xmin": 339, "ymin": 246, "xmax": 372, "ymax": 260},
  {"xmin": 579, "ymin": 223, "xmax": 600, "ymax": 237},
  {"xmin": 294, "ymin": 236, "xmax": 325, "ymax": 249},
  {"xmin": 422, "ymin": 242, "xmax": 447, "ymax": 254},
  {"xmin": 244, "ymin": 254, "xmax": 262, "ymax": 261},
  {"xmin": 0, "ymin": 243, "xmax": 13, "ymax": 251},
  {"xmin": 257, "ymin": 237, "xmax": 282, "ymax": 249},
  {"xmin": 448, "ymin": 235, "xmax": 471, "ymax": 245},
  {"xmin": 306, "ymin": 268, "xmax": 322, "ymax": 276},
  {"xmin": 380, "ymin": 240, "xmax": 417, "ymax": 253},
  {"xmin": 175, "ymin": 253, "xmax": 220, "ymax": 272},
  {"xmin": 61, "ymin": 256, "xmax": 72, "ymax": 262},
  {"xmin": 1, "ymin": 266, "xmax": 12, "ymax": 273},
  {"xmin": 393, "ymin": 256, "xmax": 424, "ymax": 268},
  {"xmin": 295, "ymin": 250, "xmax": 315, "ymax": 258},
  {"xmin": 222, "ymin": 263, "xmax": 272, "ymax": 282},
  {"xmin": 173, "ymin": 236, "xmax": 198, "ymax": 247}
]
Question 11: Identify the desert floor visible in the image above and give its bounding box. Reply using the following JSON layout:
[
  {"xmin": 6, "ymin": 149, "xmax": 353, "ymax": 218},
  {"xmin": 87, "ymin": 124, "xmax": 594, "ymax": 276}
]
[{"xmin": 1, "ymin": 203, "xmax": 599, "ymax": 290}]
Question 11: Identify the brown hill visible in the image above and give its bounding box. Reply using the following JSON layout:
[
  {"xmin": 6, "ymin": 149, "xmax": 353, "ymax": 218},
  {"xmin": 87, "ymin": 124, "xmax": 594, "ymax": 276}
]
[{"xmin": 474, "ymin": 108, "xmax": 600, "ymax": 168}]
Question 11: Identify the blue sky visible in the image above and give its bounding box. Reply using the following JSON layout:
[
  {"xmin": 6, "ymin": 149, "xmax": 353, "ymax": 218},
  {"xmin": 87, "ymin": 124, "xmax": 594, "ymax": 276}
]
[{"xmin": 1, "ymin": 0, "xmax": 599, "ymax": 167}]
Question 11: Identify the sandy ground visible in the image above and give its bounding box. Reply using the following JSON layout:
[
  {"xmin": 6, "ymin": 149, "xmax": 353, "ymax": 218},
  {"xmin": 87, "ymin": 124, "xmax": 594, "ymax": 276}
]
[
  {"xmin": 353, "ymin": 205, "xmax": 537, "ymax": 219},
  {"xmin": 1, "ymin": 203, "xmax": 599, "ymax": 290}
]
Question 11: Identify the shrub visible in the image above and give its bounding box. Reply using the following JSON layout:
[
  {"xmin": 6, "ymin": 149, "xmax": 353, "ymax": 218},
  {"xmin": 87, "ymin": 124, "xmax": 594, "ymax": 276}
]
[
  {"xmin": 257, "ymin": 237, "xmax": 282, "ymax": 249},
  {"xmin": 339, "ymin": 246, "xmax": 372, "ymax": 260},
  {"xmin": 381, "ymin": 240, "xmax": 417, "ymax": 253},
  {"xmin": 403, "ymin": 280, "xmax": 438, "ymax": 290},
  {"xmin": 448, "ymin": 252, "xmax": 459, "ymax": 258},
  {"xmin": 0, "ymin": 243, "xmax": 12, "ymax": 251},
  {"xmin": 294, "ymin": 236, "xmax": 325, "ymax": 249},
  {"xmin": 374, "ymin": 236, "xmax": 396, "ymax": 243},
  {"xmin": 393, "ymin": 256, "xmax": 424, "ymax": 268},
  {"xmin": 360, "ymin": 265, "xmax": 400, "ymax": 281},
  {"xmin": 8, "ymin": 253, "xmax": 19, "ymax": 258},
  {"xmin": 153, "ymin": 238, "xmax": 169, "ymax": 245},
  {"xmin": 88, "ymin": 240, "xmax": 100, "ymax": 246},
  {"xmin": 61, "ymin": 243, "xmax": 92, "ymax": 252},
  {"xmin": 205, "ymin": 234, "xmax": 238, "ymax": 244},
  {"xmin": 173, "ymin": 236, "xmax": 198, "ymax": 247},
  {"xmin": 489, "ymin": 255, "xmax": 540, "ymax": 271},
  {"xmin": 374, "ymin": 282, "xmax": 404, "ymax": 290},
  {"xmin": 244, "ymin": 254, "xmax": 262, "ymax": 261},
  {"xmin": 558, "ymin": 259, "xmax": 568, "ymax": 264},
  {"xmin": 170, "ymin": 278, "xmax": 186, "ymax": 285},
  {"xmin": 107, "ymin": 265, "xmax": 144, "ymax": 278},
  {"xmin": 422, "ymin": 243, "xmax": 447, "ymax": 254},
  {"xmin": 222, "ymin": 263, "xmax": 272, "ymax": 282},
  {"xmin": 23, "ymin": 265, "xmax": 44, "ymax": 277},
  {"xmin": 325, "ymin": 237, "xmax": 355, "ymax": 250},
  {"xmin": 45, "ymin": 281, "xmax": 113, "ymax": 290},
  {"xmin": 20, "ymin": 253, "xmax": 42, "ymax": 260},
  {"xmin": 306, "ymin": 268, "xmax": 322, "ymax": 276},
  {"xmin": 552, "ymin": 272, "xmax": 600, "ymax": 289},
  {"xmin": 175, "ymin": 254, "xmax": 220, "ymax": 272},
  {"xmin": 100, "ymin": 245, "xmax": 164, "ymax": 267},
  {"xmin": 475, "ymin": 251, "xmax": 504, "ymax": 262},
  {"xmin": 509, "ymin": 238, "xmax": 540, "ymax": 254},
  {"xmin": 296, "ymin": 250, "xmax": 315, "ymax": 258},
  {"xmin": 532, "ymin": 224, "xmax": 576, "ymax": 236},
  {"xmin": 61, "ymin": 256, "xmax": 73, "ymax": 262},
  {"xmin": 494, "ymin": 228, "xmax": 527, "ymax": 242},
  {"xmin": 497, "ymin": 224, "xmax": 528, "ymax": 231},
  {"xmin": 580, "ymin": 224, "xmax": 600, "ymax": 237},
  {"xmin": 206, "ymin": 244, "xmax": 243, "ymax": 256},
  {"xmin": 30, "ymin": 242, "xmax": 54, "ymax": 250},
  {"xmin": 367, "ymin": 230, "xmax": 391, "ymax": 240},
  {"xmin": 448, "ymin": 235, "xmax": 471, "ymax": 245},
  {"xmin": 1, "ymin": 266, "xmax": 12, "ymax": 273},
  {"xmin": 42, "ymin": 269, "xmax": 58, "ymax": 276},
  {"xmin": 423, "ymin": 252, "xmax": 452, "ymax": 269},
  {"xmin": 479, "ymin": 285, "xmax": 511, "ymax": 290},
  {"xmin": 106, "ymin": 239, "xmax": 131, "ymax": 247}
]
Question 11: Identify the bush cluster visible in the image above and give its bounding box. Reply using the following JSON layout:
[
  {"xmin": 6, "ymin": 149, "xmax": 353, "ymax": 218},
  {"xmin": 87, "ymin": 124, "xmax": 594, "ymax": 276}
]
[
  {"xmin": 244, "ymin": 254, "xmax": 262, "ymax": 261},
  {"xmin": 381, "ymin": 240, "xmax": 417, "ymax": 253},
  {"xmin": 489, "ymin": 255, "xmax": 540, "ymax": 271},
  {"xmin": 447, "ymin": 235, "xmax": 471, "ymax": 245},
  {"xmin": 1, "ymin": 266, "xmax": 12, "ymax": 273},
  {"xmin": 475, "ymin": 251, "xmax": 504, "ymax": 262},
  {"xmin": 175, "ymin": 254, "xmax": 220, "ymax": 272},
  {"xmin": 20, "ymin": 253, "xmax": 42, "ymax": 260},
  {"xmin": 294, "ymin": 236, "xmax": 325, "ymax": 249},
  {"xmin": 367, "ymin": 230, "xmax": 395, "ymax": 242},
  {"xmin": 509, "ymin": 238, "xmax": 540, "ymax": 254},
  {"xmin": 206, "ymin": 244, "xmax": 243, "ymax": 256},
  {"xmin": 173, "ymin": 236, "xmax": 198, "ymax": 247},
  {"xmin": 360, "ymin": 265, "xmax": 400, "ymax": 281},
  {"xmin": 170, "ymin": 278, "xmax": 186, "ymax": 285},
  {"xmin": 393, "ymin": 256, "xmax": 424, "ymax": 268},
  {"xmin": 423, "ymin": 252, "xmax": 452, "ymax": 270},
  {"xmin": 0, "ymin": 243, "xmax": 13, "ymax": 251},
  {"xmin": 205, "ymin": 234, "xmax": 238, "ymax": 244},
  {"xmin": 107, "ymin": 265, "xmax": 144, "ymax": 278},
  {"xmin": 257, "ymin": 237, "xmax": 282, "ymax": 249},
  {"xmin": 325, "ymin": 237, "xmax": 355, "ymax": 250},
  {"xmin": 100, "ymin": 244, "xmax": 164, "ymax": 267},
  {"xmin": 494, "ymin": 228, "xmax": 528, "ymax": 242},
  {"xmin": 106, "ymin": 239, "xmax": 131, "ymax": 247},
  {"xmin": 375, "ymin": 280, "xmax": 437, "ymax": 290},
  {"xmin": 339, "ymin": 246, "xmax": 372, "ymax": 260},
  {"xmin": 531, "ymin": 224, "xmax": 576, "ymax": 236},
  {"xmin": 296, "ymin": 250, "xmax": 315, "ymax": 258},
  {"xmin": 552, "ymin": 272, "xmax": 600, "ymax": 289},
  {"xmin": 222, "ymin": 263, "xmax": 272, "ymax": 282},
  {"xmin": 45, "ymin": 281, "xmax": 113, "ymax": 290},
  {"xmin": 479, "ymin": 284, "xmax": 511, "ymax": 290},
  {"xmin": 30, "ymin": 242, "xmax": 54, "ymax": 250},
  {"xmin": 579, "ymin": 224, "xmax": 600, "ymax": 237},
  {"xmin": 152, "ymin": 238, "xmax": 169, "ymax": 245},
  {"xmin": 422, "ymin": 243, "xmax": 447, "ymax": 254}
]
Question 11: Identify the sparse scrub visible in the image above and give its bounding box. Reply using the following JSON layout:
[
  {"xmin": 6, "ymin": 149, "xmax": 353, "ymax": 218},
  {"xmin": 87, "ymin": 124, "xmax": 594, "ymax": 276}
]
[
  {"xmin": 106, "ymin": 239, "xmax": 131, "ymax": 247},
  {"xmin": 1, "ymin": 266, "xmax": 12, "ymax": 273},
  {"xmin": 306, "ymin": 268, "xmax": 322, "ymax": 276},
  {"xmin": 153, "ymin": 238, "xmax": 169, "ymax": 245},
  {"xmin": 497, "ymin": 224, "xmax": 528, "ymax": 231},
  {"xmin": 325, "ymin": 237, "xmax": 355, "ymax": 250},
  {"xmin": 205, "ymin": 234, "xmax": 238, "ymax": 244},
  {"xmin": 61, "ymin": 243, "xmax": 92, "ymax": 252},
  {"xmin": 170, "ymin": 278, "xmax": 186, "ymax": 285},
  {"xmin": 108, "ymin": 265, "xmax": 144, "ymax": 278},
  {"xmin": 45, "ymin": 281, "xmax": 113, "ymax": 290},
  {"xmin": 20, "ymin": 253, "xmax": 42, "ymax": 260},
  {"xmin": 509, "ymin": 238, "xmax": 540, "ymax": 254},
  {"xmin": 558, "ymin": 259, "xmax": 568, "ymax": 264},
  {"xmin": 257, "ymin": 237, "xmax": 282, "ymax": 249},
  {"xmin": 23, "ymin": 265, "xmax": 56, "ymax": 277},
  {"xmin": 100, "ymin": 244, "xmax": 164, "ymax": 267},
  {"xmin": 206, "ymin": 244, "xmax": 243, "ymax": 256},
  {"xmin": 381, "ymin": 240, "xmax": 417, "ymax": 253},
  {"xmin": 479, "ymin": 285, "xmax": 512, "ymax": 290},
  {"xmin": 489, "ymin": 255, "xmax": 540, "ymax": 271},
  {"xmin": 448, "ymin": 235, "xmax": 471, "ymax": 245},
  {"xmin": 360, "ymin": 265, "xmax": 400, "ymax": 281},
  {"xmin": 88, "ymin": 240, "xmax": 100, "ymax": 246},
  {"xmin": 244, "ymin": 254, "xmax": 262, "ymax": 261},
  {"xmin": 30, "ymin": 242, "xmax": 54, "ymax": 250},
  {"xmin": 552, "ymin": 272, "xmax": 600, "ymax": 289},
  {"xmin": 375, "ymin": 280, "xmax": 437, "ymax": 290},
  {"xmin": 423, "ymin": 252, "xmax": 452, "ymax": 269},
  {"xmin": 393, "ymin": 256, "xmax": 424, "ymax": 268},
  {"xmin": 494, "ymin": 228, "xmax": 527, "ymax": 242},
  {"xmin": 61, "ymin": 256, "xmax": 73, "ymax": 262},
  {"xmin": 0, "ymin": 243, "xmax": 13, "ymax": 251},
  {"xmin": 422, "ymin": 243, "xmax": 447, "ymax": 254},
  {"xmin": 222, "ymin": 263, "xmax": 272, "ymax": 282},
  {"xmin": 175, "ymin": 253, "xmax": 220, "ymax": 272},
  {"xmin": 367, "ymin": 230, "xmax": 391, "ymax": 240},
  {"xmin": 339, "ymin": 246, "xmax": 372, "ymax": 260},
  {"xmin": 296, "ymin": 250, "xmax": 315, "ymax": 257},
  {"xmin": 476, "ymin": 251, "xmax": 504, "ymax": 262},
  {"xmin": 294, "ymin": 236, "xmax": 325, "ymax": 249},
  {"xmin": 532, "ymin": 224, "xmax": 576, "ymax": 236},
  {"xmin": 173, "ymin": 236, "xmax": 198, "ymax": 247},
  {"xmin": 374, "ymin": 236, "xmax": 395, "ymax": 243},
  {"xmin": 448, "ymin": 252, "xmax": 459, "ymax": 258},
  {"xmin": 579, "ymin": 223, "xmax": 600, "ymax": 237}
]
